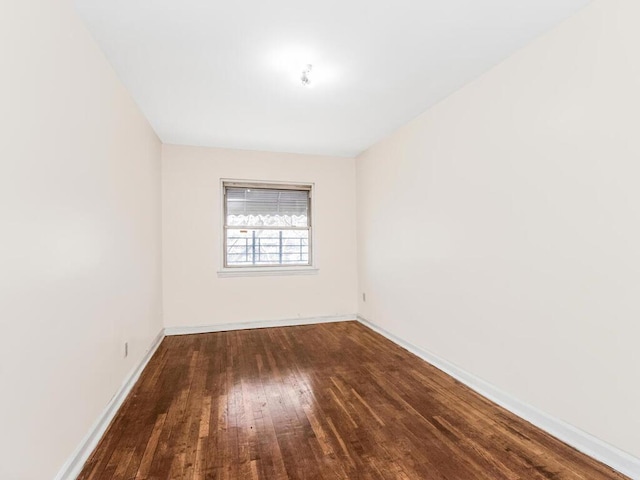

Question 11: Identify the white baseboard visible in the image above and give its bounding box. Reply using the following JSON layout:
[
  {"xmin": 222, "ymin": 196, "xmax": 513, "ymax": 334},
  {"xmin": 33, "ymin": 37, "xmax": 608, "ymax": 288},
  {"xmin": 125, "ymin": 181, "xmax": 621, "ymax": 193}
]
[
  {"xmin": 357, "ymin": 315, "xmax": 640, "ymax": 479},
  {"xmin": 58, "ymin": 315, "xmax": 637, "ymax": 479},
  {"xmin": 54, "ymin": 329, "xmax": 165, "ymax": 480},
  {"xmin": 55, "ymin": 314, "xmax": 354, "ymax": 479},
  {"xmin": 164, "ymin": 314, "xmax": 356, "ymax": 336}
]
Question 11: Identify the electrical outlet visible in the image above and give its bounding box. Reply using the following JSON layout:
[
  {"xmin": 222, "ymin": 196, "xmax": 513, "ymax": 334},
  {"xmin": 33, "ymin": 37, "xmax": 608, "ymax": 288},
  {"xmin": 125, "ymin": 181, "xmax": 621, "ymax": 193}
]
[
  {"xmin": 124, "ymin": 342, "xmax": 128, "ymax": 358},
  {"xmin": 362, "ymin": 292, "xmax": 366, "ymax": 302}
]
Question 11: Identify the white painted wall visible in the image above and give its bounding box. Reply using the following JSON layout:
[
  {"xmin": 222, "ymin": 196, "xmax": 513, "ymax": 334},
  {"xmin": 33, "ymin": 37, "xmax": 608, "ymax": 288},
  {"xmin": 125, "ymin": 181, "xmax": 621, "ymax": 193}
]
[
  {"xmin": 0, "ymin": 2, "xmax": 163, "ymax": 479},
  {"xmin": 162, "ymin": 145, "xmax": 357, "ymax": 328},
  {"xmin": 357, "ymin": 0, "xmax": 640, "ymax": 460}
]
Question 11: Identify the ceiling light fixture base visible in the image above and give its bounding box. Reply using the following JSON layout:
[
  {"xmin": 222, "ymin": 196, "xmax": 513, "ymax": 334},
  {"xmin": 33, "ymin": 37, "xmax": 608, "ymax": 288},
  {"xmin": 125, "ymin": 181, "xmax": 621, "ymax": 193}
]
[{"xmin": 301, "ymin": 64, "xmax": 313, "ymax": 86}]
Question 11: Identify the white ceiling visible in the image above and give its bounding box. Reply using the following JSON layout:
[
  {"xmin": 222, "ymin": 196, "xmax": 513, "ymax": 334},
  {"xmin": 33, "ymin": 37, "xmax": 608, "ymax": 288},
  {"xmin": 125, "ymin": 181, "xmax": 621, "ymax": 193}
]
[{"xmin": 75, "ymin": 0, "xmax": 590, "ymax": 157}]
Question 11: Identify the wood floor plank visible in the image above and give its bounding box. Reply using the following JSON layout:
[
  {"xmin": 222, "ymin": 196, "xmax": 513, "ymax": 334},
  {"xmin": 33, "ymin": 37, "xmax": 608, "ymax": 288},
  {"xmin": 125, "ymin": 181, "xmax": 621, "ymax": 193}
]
[{"xmin": 77, "ymin": 321, "xmax": 629, "ymax": 480}]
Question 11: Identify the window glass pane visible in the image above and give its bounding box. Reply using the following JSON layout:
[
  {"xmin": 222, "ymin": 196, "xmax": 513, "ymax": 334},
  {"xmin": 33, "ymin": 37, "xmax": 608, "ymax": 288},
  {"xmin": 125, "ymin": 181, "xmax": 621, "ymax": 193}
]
[
  {"xmin": 226, "ymin": 229, "xmax": 309, "ymax": 266},
  {"xmin": 226, "ymin": 187, "xmax": 308, "ymax": 228}
]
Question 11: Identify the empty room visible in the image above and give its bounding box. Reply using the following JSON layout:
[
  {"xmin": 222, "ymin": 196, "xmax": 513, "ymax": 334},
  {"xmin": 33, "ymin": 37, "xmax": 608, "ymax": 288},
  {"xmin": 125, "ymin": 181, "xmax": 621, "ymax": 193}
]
[{"xmin": 3, "ymin": 0, "xmax": 640, "ymax": 479}]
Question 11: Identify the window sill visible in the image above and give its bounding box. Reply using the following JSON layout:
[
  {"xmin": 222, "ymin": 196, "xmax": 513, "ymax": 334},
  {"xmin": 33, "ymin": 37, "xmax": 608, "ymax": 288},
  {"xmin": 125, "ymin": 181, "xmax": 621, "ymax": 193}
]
[{"xmin": 217, "ymin": 267, "xmax": 319, "ymax": 278}]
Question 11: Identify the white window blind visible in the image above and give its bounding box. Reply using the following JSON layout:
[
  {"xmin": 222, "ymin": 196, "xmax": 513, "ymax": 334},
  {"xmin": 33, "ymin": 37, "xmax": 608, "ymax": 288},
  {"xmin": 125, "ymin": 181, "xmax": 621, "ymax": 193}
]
[{"xmin": 223, "ymin": 182, "xmax": 312, "ymax": 267}]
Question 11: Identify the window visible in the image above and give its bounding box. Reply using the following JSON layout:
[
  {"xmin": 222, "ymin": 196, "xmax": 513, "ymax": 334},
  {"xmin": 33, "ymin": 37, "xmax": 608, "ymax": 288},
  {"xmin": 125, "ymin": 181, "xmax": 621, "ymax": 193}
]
[{"xmin": 222, "ymin": 181, "xmax": 313, "ymax": 269}]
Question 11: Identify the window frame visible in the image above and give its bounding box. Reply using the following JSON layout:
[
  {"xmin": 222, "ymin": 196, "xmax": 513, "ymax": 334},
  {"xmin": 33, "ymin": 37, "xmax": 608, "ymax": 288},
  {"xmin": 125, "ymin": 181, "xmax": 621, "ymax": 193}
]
[{"xmin": 218, "ymin": 179, "xmax": 318, "ymax": 277}]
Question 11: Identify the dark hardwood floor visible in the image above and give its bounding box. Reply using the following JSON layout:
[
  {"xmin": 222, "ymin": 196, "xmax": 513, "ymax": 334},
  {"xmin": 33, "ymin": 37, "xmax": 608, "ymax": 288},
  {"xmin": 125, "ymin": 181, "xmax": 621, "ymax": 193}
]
[{"xmin": 78, "ymin": 321, "xmax": 628, "ymax": 479}]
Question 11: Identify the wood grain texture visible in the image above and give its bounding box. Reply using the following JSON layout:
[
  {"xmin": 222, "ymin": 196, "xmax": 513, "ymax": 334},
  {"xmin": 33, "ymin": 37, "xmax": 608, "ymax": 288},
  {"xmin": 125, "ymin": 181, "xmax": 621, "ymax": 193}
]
[{"xmin": 77, "ymin": 321, "xmax": 628, "ymax": 479}]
